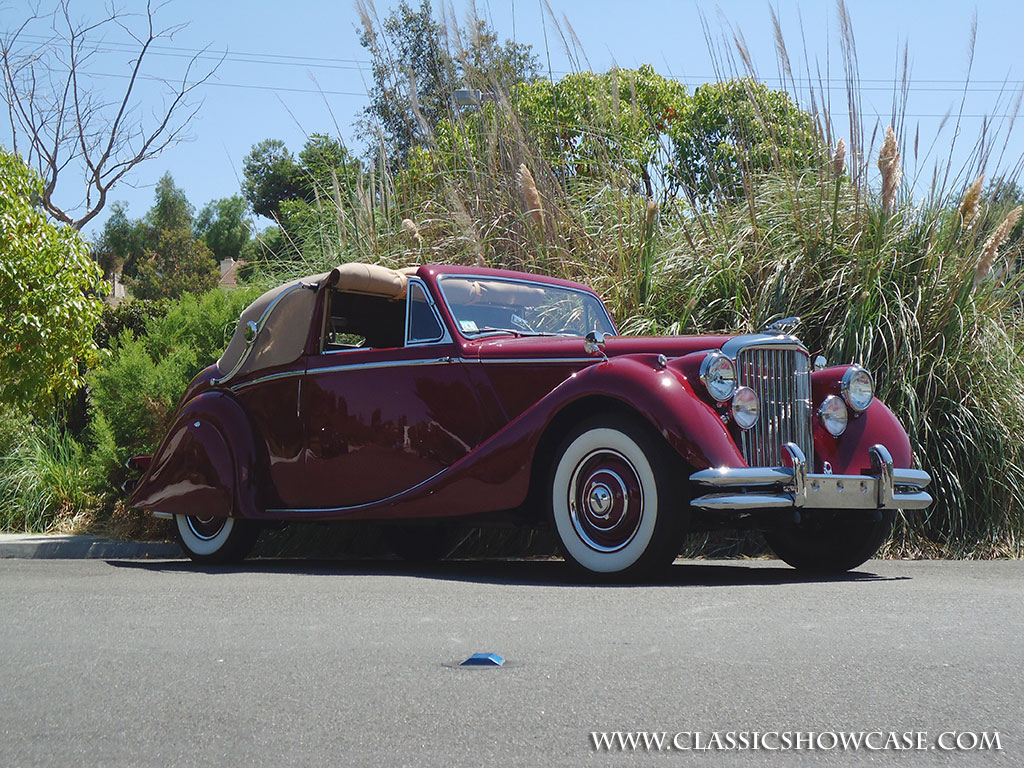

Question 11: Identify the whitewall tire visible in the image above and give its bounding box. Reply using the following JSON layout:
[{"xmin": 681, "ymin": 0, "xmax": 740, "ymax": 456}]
[
  {"xmin": 549, "ymin": 416, "xmax": 687, "ymax": 577},
  {"xmin": 174, "ymin": 514, "xmax": 258, "ymax": 564}
]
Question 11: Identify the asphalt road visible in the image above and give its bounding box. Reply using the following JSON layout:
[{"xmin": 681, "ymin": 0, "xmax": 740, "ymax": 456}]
[{"xmin": 0, "ymin": 558, "xmax": 1020, "ymax": 767}]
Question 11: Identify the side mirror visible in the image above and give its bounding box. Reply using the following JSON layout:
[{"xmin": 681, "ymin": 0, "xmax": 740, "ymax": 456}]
[{"xmin": 584, "ymin": 331, "xmax": 608, "ymax": 358}]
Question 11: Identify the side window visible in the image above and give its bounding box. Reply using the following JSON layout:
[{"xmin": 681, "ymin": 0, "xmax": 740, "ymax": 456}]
[
  {"xmin": 406, "ymin": 282, "xmax": 445, "ymax": 345},
  {"xmin": 324, "ymin": 291, "xmax": 405, "ymax": 352}
]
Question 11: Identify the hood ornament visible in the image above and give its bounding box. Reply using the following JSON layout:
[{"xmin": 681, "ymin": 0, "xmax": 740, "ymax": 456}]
[{"xmin": 763, "ymin": 316, "xmax": 801, "ymax": 335}]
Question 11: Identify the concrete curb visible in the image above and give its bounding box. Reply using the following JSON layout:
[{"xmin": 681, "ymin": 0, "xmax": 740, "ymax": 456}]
[{"xmin": 0, "ymin": 533, "xmax": 181, "ymax": 560}]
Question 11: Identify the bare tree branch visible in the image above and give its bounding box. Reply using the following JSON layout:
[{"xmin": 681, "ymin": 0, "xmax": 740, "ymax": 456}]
[{"xmin": 0, "ymin": 0, "xmax": 221, "ymax": 229}]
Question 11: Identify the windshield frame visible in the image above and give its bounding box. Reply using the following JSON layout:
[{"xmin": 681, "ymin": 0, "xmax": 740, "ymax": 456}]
[{"xmin": 435, "ymin": 273, "xmax": 618, "ymax": 341}]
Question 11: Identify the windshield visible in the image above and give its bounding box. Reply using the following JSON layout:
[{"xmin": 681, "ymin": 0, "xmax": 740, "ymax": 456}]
[{"xmin": 438, "ymin": 275, "xmax": 617, "ymax": 338}]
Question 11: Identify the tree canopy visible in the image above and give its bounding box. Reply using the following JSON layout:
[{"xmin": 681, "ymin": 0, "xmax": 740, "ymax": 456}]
[
  {"xmin": 92, "ymin": 173, "xmax": 221, "ymax": 301},
  {"xmin": 0, "ymin": 148, "xmax": 103, "ymax": 412},
  {"xmin": 357, "ymin": 0, "xmax": 537, "ymax": 160}
]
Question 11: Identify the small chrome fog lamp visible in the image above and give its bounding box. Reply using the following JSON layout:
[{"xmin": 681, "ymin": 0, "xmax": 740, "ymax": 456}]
[
  {"xmin": 731, "ymin": 387, "xmax": 760, "ymax": 430},
  {"xmin": 818, "ymin": 395, "xmax": 849, "ymax": 436}
]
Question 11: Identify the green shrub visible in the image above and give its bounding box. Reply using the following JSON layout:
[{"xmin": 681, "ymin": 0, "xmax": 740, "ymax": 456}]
[
  {"xmin": 86, "ymin": 287, "xmax": 259, "ymax": 497},
  {"xmin": 0, "ymin": 409, "xmax": 92, "ymax": 532}
]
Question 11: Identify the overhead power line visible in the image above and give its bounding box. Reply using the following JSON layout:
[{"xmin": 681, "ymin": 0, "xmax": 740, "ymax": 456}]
[{"xmin": 9, "ymin": 31, "xmax": 1024, "ymax": 93}]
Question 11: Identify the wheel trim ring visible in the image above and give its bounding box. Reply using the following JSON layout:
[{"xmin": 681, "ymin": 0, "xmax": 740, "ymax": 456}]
[
  {"xmin": 185, "ymin": 515, "xmax": 228, "ymax": 541},
  {"xmin": 568, "ymin": 448, "xmax": 644, "ymax": 553}
]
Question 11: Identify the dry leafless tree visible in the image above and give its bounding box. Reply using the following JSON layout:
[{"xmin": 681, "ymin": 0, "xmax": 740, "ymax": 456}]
[{"xmin": 1, "ymin": 1, "xmax": 220, "ymax": 229}]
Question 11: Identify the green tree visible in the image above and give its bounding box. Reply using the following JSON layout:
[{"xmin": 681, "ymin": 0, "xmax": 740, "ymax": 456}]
[
  {"xmin": 511, "ymin": 66, "xmax": 688, "ymax": 195},
  {"xmin": 298, "ymin": 134, "xmax": 362, "ymax": 200},
  {"xmin": 92, "ymin": 202, "xmax": 147, "ymax": 278},
  {"xmin": 129, "ymin": 227, "xmax": 220, "ymax": 301},
  {"xmin": 242, "ymin": 139, "xmax": 303, "ymax": 220},
  {"xmin": 668, "ymin": 79, "xmax": 820, "ymax": 206},
  {"xmin": 196, "ymin": 196, "xmax": 251, "ymax": 264},
  {"xmin": 146, "ymin": 173, "xmax": 194, "ymax": 232},
  {"xmin": 0, "ymin": 148, "xmax": 103, "ymax": 412},
  {"xmin": 357, "ymin": 0, "xmax": 537, "ymax": 160}
]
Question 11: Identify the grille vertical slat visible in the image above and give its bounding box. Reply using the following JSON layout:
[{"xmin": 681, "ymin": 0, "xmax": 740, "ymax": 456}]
[{"xmin": 737, "ymin": 346, "xmax": 813, "ymax": 468}]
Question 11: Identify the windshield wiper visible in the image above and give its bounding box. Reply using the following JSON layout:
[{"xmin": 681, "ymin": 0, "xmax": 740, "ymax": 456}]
[{"xmin": 467, "ymin": 327, "xmax": 569, "ymax": 338}]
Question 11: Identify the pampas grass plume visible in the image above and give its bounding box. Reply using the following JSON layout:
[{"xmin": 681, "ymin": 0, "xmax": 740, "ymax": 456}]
[
  {"xmin": 401, "ymin": 218, "xmax": 423, "ymax": 245},
  {"xmin": 960, "ymin": 174, "xmax": 984, "ymax": 230},
  {"xmin": 975, "ymin": 205, "xmax": 1022, "ymax": 286},
  {"xmin": 878, "ymin": 126, "xmax": 902, "ymax": 215},
  {"xmin": 518, "ymin": 163, "xmax": 544, "ymax": 233},
  {"xmin": 832, "ymin": 137, "xmax": 846, "ymax": 178}
]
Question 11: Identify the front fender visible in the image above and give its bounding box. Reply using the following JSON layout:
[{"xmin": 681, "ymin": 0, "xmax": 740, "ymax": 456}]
[
  {"xmin": 811, "ymin": 366, "xmax": 914, "ymax": 472},
  {"xmin": 129, "ymin": 391, "xmax": 262, "ymax": 519},
  {"xmin": 556, "ymin": 356, "xmax": 745, "ymax": 469}
]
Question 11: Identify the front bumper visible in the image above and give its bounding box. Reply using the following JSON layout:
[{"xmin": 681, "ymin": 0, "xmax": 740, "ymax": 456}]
[{"xmin": 689, "ymin": 443, "xmax": 931, "ymax": 512}]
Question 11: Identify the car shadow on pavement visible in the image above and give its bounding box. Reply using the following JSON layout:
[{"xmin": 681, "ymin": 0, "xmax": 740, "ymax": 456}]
[{"xmin": 104, "ymin": 557, "xmax": 908, "ymax": 588}]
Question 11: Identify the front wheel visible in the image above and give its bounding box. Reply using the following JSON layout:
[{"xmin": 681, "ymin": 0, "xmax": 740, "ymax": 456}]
[
  {"xmin": 549, "ymin": 416, "xmax": 687, "ymax": 578},
  {"xmin": 764, "ymin": 510, "xmax": 895, "ymax": 573},
  {"xmin": 174, "ymin": 514, "xmax": 259, "ymax": 564}
]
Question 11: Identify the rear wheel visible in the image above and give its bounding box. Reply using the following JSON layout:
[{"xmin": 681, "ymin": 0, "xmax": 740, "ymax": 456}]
[
  {"xmin": 765, "ymin": 510, "xmax": 895, "ymax": 573},
  {"xmin": 174, "ymin": 514, "xmax": 259, "ymax": 564},
  {"xmin": 549, "ymin": 415, "xmax": 687, "ymax": 578}
]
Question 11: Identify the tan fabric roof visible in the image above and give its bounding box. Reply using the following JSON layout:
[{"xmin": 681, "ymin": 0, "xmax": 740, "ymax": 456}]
[
  {"xmin": 324, "ymin": 262, "xmax": 409, "ymax": 299},
  {"xmin": 216, "ymin": 263, "xmax": 413, "ymax": 382}
]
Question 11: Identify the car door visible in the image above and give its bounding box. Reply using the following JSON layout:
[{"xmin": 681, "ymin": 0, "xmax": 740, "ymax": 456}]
[{"xmin": 293, "ymin": 278, "xmax": 487, "ymax": 512}]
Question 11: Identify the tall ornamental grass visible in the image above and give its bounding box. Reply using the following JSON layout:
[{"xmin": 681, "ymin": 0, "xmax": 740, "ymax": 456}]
[{"xmin": 222, "ymin": 2, "xmax": 1024, "ymax": 556}]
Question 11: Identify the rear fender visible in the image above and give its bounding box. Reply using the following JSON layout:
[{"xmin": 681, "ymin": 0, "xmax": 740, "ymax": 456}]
[{"xmin": 129, "ymin": 392, "xmax": 261, "ymax": 519}]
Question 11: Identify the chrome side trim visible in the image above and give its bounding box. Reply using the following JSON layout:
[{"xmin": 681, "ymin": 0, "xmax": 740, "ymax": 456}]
[
  {"xmin": 265, "ymin": 466, "xmax": 449, "ymax": 515},
  {"xmin": 230, "ymin": 370, "xmax": 304, "ymax": 393},
  {"xmin": 231, "ymin": 356, "xmax": 459, "ymax": 392},
  {"xmin": 689, "ymin": 442, "xmax": 932, "ymax": 512},
  {"xmin": 305, "ymin": 357, "xmax": 454, "ymax": 378},
  {"xmin": 476, "ymin": 357, "xmax": 601, "ymax": 365},
  {"xmin": 232, "ymin": 355, "xmax": 599, "ymax": 392}
]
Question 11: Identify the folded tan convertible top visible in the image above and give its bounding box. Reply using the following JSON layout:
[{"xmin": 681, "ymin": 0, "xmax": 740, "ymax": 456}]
[{"xmin": 216, "ymin": 263, "xmax": 415, "ymax": 382}]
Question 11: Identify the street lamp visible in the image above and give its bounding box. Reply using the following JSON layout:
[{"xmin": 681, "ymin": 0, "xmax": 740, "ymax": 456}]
[{"xmin": 452, "ymin": 88, "xmax": 495, "ymax": 107}]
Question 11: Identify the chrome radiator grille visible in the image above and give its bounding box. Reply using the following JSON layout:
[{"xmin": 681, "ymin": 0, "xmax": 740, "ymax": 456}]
[{"xmin": 736, "ymin": 345, "xmax": 814, "ymax": 468}]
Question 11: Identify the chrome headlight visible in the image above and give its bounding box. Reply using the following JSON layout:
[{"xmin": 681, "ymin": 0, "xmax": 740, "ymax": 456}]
[
  {"xmin": 818, "ymin": 395, "xmax": 848, "ymax": 436},
  {"xmin": 699, "ymin": 352, "xmax": 737, "ymax": 402},
  {"xmin": 841, "ymin": 365, "xmax": 874, "ymax": 413},
  {"xmin": 731, "ymin": 387, "xmax": 759, "ymax": 430}
]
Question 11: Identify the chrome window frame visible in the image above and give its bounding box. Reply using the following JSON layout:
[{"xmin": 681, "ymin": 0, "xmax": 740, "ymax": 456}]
[
  {"xmin": 435, "ymin": 273, "xmax": 618, "ymax": 341},
  {"xmin": 405, "ymin": 277, "xmax": 451, "ymax": 346},
  {"xmin": 319, "ymin": 277, "xmax": 451, "ymax": 356}
]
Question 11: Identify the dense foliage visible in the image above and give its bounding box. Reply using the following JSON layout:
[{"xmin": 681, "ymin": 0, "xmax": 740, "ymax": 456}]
[
  {"xmin": 4, "ymin": 3, "xmax": 1024, "ymax": 560},
  {"xmin": 0, "ymin": 149, "xmax": 104, "ymax": 414}
]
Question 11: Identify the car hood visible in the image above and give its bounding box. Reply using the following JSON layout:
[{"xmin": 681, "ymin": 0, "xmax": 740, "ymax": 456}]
[{"xmin": 469, "ymin": 334, "xmax": 735, "ymax": 361}]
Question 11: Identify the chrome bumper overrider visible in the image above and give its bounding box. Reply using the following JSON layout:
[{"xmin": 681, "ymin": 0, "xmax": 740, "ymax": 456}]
[{"xmin": 689, "ymin": 443, "xmax": 931, "ymax": 512}]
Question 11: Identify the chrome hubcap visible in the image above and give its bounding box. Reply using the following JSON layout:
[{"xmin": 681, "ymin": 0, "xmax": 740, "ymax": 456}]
[
  {"xmin": 588, "ymin": 484, "xmax": 613, "ymax": 518},
  {"xmin": 568, "ymin": 449, "xmax": 644, "ymax": 553}
]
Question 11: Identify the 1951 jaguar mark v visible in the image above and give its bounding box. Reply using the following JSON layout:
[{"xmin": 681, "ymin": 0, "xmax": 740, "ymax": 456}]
[{"xmin": 129, "ymin": 263, "xmax": 931, "ymax": 577}]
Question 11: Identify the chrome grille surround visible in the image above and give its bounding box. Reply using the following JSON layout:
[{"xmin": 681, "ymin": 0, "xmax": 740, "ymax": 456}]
[{"xmin": 721, "ymin": 336, "xmax": 814, "ymax": 468}]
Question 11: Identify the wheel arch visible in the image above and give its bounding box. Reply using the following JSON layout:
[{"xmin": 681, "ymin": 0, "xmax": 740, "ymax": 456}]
[
  {"xmin": 525, "ymin": 394, "xmax": 690, "ymax": 520},
  {"xmin": 129, "ymin": 391, "xmax": 262, "ymax": 520}
]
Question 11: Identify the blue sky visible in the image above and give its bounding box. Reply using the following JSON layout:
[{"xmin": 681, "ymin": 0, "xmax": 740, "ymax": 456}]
[{"xmin": 2, "ymin": 0, "xmax": 1020, "ymax": 237}]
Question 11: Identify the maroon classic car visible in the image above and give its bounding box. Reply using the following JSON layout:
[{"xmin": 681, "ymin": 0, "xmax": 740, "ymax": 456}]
[{"xmin": 129, "ymin": 262, "xmax": 931, "ymax": 576}]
